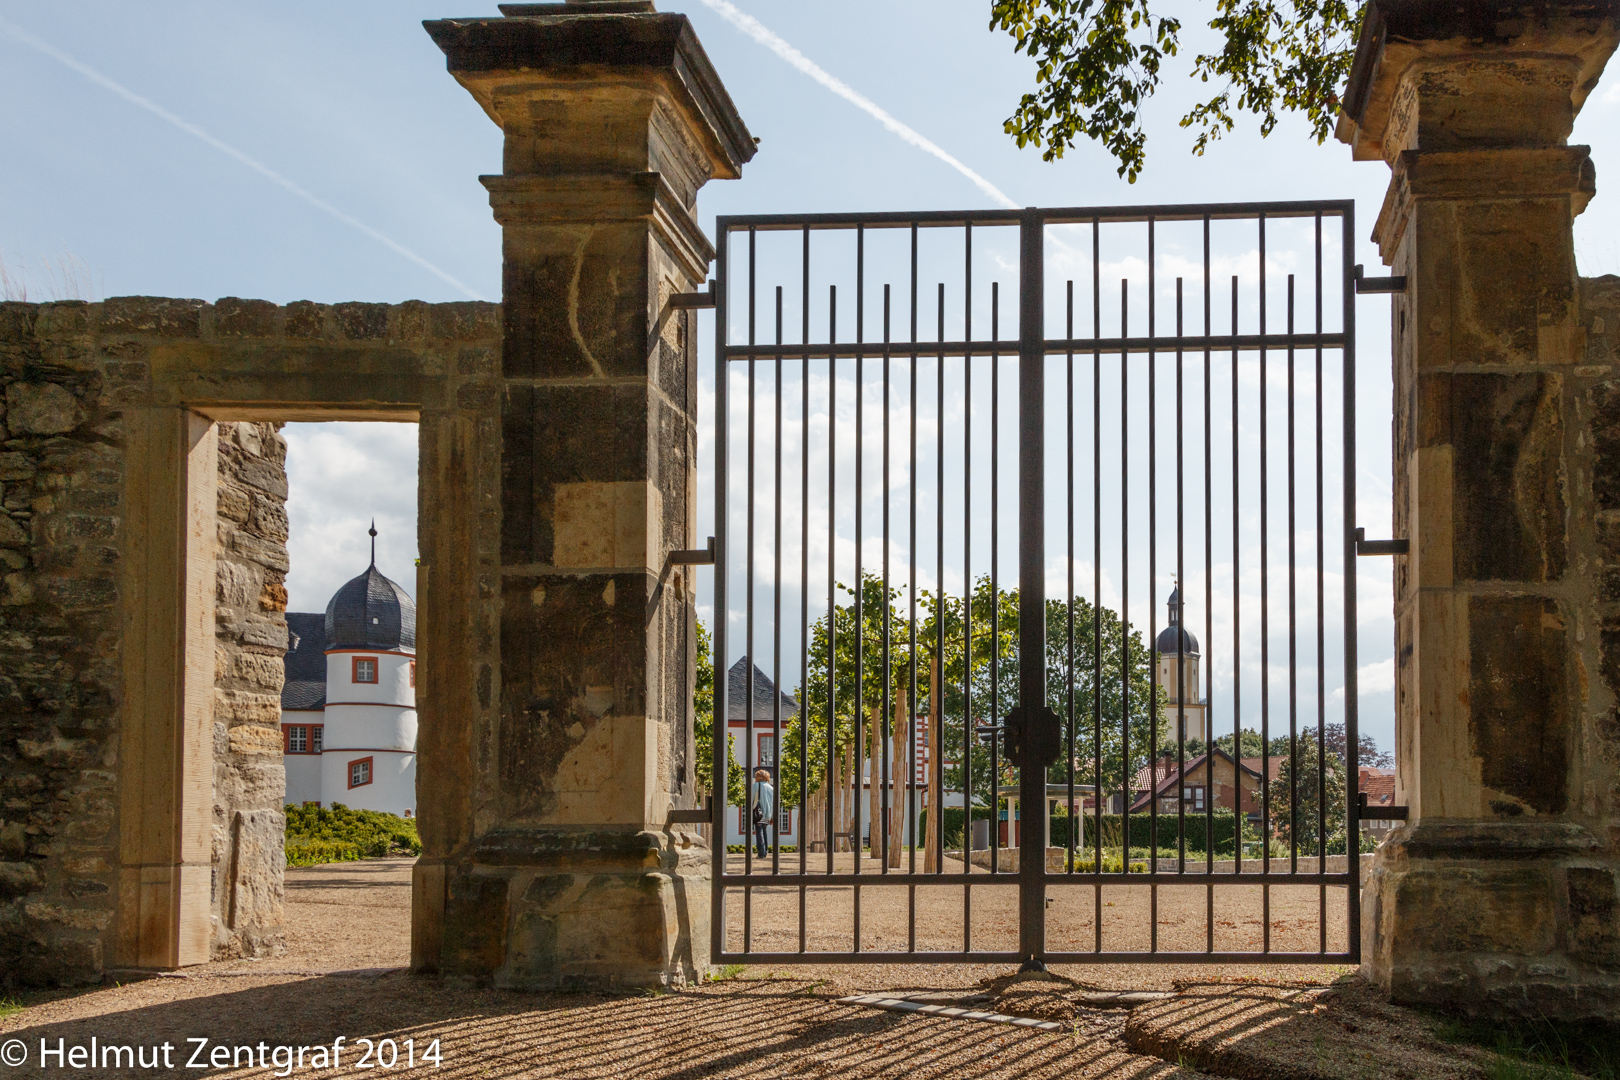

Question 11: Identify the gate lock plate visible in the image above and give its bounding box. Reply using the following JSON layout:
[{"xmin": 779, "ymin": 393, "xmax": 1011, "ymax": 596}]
[{"xmin": 1002, "ymin": 703, "xmax": 1063, "ymax": 769}]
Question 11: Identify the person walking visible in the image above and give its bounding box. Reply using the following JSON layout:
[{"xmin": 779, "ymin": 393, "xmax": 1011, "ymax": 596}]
[{"xmin": 751, "ymin": 768, "xmax": 775, "ymax": 861}]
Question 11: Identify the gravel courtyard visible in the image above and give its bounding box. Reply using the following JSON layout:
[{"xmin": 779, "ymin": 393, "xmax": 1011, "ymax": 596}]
[{"xmin": 0, "ymin": 856, "xmax": 1367, "ymax": 1079}]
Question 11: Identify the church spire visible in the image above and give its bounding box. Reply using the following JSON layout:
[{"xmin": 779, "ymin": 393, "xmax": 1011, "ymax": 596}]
[
  {"xmin": 1167, "ymin": 582, "xmax": 1180, "ymax": 626},
  {"xmin": 369, "ymin": 519, "xmax": 378, "ymax": 567}
]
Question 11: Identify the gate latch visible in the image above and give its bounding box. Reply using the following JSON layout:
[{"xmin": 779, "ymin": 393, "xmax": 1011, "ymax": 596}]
[
  {"xmin": 1355, "ymin": 527, "xmax": 1409, "ymax": 556},
  {"xmin": 1358, "ymin": 792, "xmax": 1409, "ymax": 821},
  {"xmin": 669, "ymin": 280, "xmax": 717, "ymax": 309},
  {"xmin": 669, "ymin": 795, "xmax": 713, "ymax": 825},
  {"xmin": 1353, "ymin": 264, "xmax": 1407, "ymax": 294},
  {"xmin": 1002, "ymin": 703, "xmax": 1062, "ymax": 769}
]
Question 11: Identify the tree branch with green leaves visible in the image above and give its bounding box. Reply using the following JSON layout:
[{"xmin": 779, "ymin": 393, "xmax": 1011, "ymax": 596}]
[{"xmin": 989, "ymin": 0, "xmax": 1364, "ymax": 181}]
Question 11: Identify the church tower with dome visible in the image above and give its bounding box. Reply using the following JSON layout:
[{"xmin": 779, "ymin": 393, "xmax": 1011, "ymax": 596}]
[
  {"xmin": 1155, "ymin": 585, "xmax": 1207, "ymax": 744},
  {"xmin": 280, "ymin": 525, "xmax": 418, "ymax": 815}
]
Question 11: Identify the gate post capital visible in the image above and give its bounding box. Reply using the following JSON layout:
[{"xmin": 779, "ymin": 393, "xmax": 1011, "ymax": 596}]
[
  {"xmin": 1340, "ymin": 0, "xmax": 1620, "ymax": 1017},
  {"xmin": 418, "ymin": 3, "xmax": 753, "ymax": 991}
]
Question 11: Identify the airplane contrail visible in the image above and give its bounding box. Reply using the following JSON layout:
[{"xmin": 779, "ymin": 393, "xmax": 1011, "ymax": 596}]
[
  {"xmin": 697, "ymin": 0, "xmax": 1021, "ymax": 211},
  {"xmin": 0, "ymin": 16, "xmax": 487, "ymax": 301}
]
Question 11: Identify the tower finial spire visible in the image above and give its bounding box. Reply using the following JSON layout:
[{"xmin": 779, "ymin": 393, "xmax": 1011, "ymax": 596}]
[{"xmin": 369, "ymin": 519, "xmax": 378, "ymax": 566}]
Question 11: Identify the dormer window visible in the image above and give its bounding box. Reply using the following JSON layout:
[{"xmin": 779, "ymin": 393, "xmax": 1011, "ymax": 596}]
[{"xmin": 354, "ymin": 657, "xmax": 378, "ymax": 683}]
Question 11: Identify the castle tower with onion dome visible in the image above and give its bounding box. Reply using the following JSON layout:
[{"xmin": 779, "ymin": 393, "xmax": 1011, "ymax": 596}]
[
  {"xmin": 280, "ymin": 524, "xmax": 418, "ymax": 814},
  {"xmin": 1155, "ymin": 585, "xmax": 1207, "ymax": 744}
]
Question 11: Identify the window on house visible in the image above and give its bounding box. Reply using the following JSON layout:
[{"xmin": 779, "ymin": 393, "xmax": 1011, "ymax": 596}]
[
  {"xmin": 409, "ymin": 661, "xmax": 415, "ymax": 687},
  {"xmin": 287, "ymin": 726, "xmax": 307, "ymax": 753},
  {"xmin": 354, "ymin": 657, "xmax": 378, "ymax": 683},
  {"xmin": 758, "ymin": 734, "xmax": 776, "ymax": 767},
  {"xmin": 778, "ymin": 807, "xmax": 791, "ymax": 835},
  {"xmin": 349, "ymin": 757, "xmax": 373, "ymax": 788},
  {"xmin": 311, "ymin": 725, "xmax": 323, "ymax": 753}
]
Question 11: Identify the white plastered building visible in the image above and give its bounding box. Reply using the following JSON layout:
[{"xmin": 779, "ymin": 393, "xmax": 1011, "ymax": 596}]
[{"xmin": 280, "ymin": 550, "xmax": 418, "ymax": 815}]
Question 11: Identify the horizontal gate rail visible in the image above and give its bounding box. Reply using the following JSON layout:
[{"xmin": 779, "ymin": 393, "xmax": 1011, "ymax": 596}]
[{"xmin": 709, "ymin": 199, "xmax": 1361, "ymax": 968}]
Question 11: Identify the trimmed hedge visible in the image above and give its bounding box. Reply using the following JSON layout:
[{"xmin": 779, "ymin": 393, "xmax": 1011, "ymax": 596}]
[
  {"xmin": 284, "ymin": 803, "xmax": 422, "ymax": 867},
  {"xmin": 921, "ymin": 806, "xmax": 1250, "ymax": 854}
]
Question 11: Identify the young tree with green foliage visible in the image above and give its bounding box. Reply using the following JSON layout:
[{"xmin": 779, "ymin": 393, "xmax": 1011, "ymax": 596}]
[
  {"xmin": 988, "ymin": 0, "xmax": 1364, "ymax": 180},
  {"xmin": 1266, "ymin": 730, "xmax": 1348, "ymax": 855}
]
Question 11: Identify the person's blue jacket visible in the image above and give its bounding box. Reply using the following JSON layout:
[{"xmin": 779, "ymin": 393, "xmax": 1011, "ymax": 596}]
[{"xmin": 753, "ymin": 780, "xmax": 775, "ymax": 821}]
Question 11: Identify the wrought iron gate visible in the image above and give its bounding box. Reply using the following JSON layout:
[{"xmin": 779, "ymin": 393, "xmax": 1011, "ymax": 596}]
[{"xmin": 707, "ymin": 201, "xmax": 1364, "ymax": 967}]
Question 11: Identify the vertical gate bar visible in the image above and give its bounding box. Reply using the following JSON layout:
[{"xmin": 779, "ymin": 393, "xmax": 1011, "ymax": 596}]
[
  {"xmin": 1203, "ymin": 217, "xmax": 1214, "ymax": 953},
  {"xmin": 1093, "ymin": 220, "xmax": 1103, "ymax": 953},
  {"xmin": 1230, "ymin": 276, "xmax": 1241, "ymax": 883},
  {"xmin": 882, "ymin": 285, "xmax": 892, "ymax": 878},
  {"xmin": 711, "ymin": 222, "xmax": 729, "ymax": 964},
  {"xmin": 800, "ymin": 228, "xmax": 809, "ymax": 943},
  {"xmin": 854, "ymin": 225, "xmax": 865, "ymax": 950},
  {"xmin": 963, "ymin": 223, "xmax": 974, "ymax": 951},
  {"xmin": 991, "ymin": 281, "xmax": 1001, "ymax": 879},
  {"xmin": 909, "ymin": 225, "xmax": 919, "ymax": 896},
  {"xmin": 1148, "ymin": 217, "xmax": 1159, "ymax": 955},
  {"xmin": 825, "ymin": 285, "xmax": 838, "ymax": 880},
  {"xmin": 936, "ymin": 282, "xmax": 946, "ymax": 882},
  {"xmin": 1176, "ymin": 278, "xmax": 1186, "ymax": 875},
  {"xmin": 744, "ymin": 227, "xmax": 757, "ymax": 946},
  {"xmin": 1259, "ymin": 212, "xmax": 1270, "ymax": 954},
  {"xmin": 1017, "ymin": 211, "xmax": 1046, "ymax": 967},
  {"xmin": 908, "ymin": 225, "xmax": 919, "ymax": 947},
  {"xmin": 1315, "ymin": 213, "xmax": 1327, "ymax": 955},
  {"xmin": 773, "ymin": 285, "xmax": 784, "ymax": 877},
  {"xmin": 1343, "ymin": 206, "xmax": 1362, "ymax": 962},
  {"xmin": 1067, "ymin": 278, "xmax": 1076, "ymax": 877},
  {"xmin": 1120, "ymin": 277, "xmax": 1131, "ymax": 887},
  {"xmin": 1288, "ymin": 273, "xmax": 1298, "ymax": 879}
]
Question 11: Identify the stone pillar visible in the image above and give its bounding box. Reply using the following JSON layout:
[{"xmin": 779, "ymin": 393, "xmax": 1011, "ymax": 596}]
[
  {"xmin": 1337, "ymin": 1, "xmax": 1620, "ymax": 1015},
  {"xmin": 420, "ymin": 1, "xmax": 753, "ymax": 989}
]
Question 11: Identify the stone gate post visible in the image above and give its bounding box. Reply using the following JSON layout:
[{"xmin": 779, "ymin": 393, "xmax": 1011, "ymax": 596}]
[
  {"xmin": 417, "ymin": 1, "xmax": 752, "ymax": 988},
  {"xmin": 1337, "ymin": 1, "xmax": 1620, "ymax": 1014}
]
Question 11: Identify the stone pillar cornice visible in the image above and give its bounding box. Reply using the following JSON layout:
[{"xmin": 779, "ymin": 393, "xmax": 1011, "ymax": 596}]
[
  {"xmin": 1337, "ymin": 0, "xmax": 1620, "ymax": 163},
  {"xmin": 1373, "ymin": 144, "xmax": 1597, "ymax": 258},
  {"xmin": 424, "ymin": 9, "xmax": 755, "ymax": 182},
  {"xmin": 480, "ymin": 171, "xmax": 715, "ymax": 281}
]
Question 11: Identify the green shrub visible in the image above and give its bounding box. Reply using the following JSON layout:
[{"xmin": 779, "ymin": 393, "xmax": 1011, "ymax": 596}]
[{"xmin": 284, "ymin": 803, "xmax": 421, "ymax": 867}]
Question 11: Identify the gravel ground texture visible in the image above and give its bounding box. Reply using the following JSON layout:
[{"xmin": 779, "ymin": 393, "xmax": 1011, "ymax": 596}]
[{"xmin": 0, "ymin": 857, "xmax": 1519, "ymax": 1079}]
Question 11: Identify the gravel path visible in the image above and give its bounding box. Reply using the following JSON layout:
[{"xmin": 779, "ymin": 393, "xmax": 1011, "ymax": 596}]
[{"xmin": 0, "ymin": 856, "xmax": 1352, "ymax": 1078}]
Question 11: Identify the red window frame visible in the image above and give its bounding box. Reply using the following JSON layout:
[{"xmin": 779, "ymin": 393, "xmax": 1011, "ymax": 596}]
[
  {"xmin": 348, "ymin": 756, "xmax": 374, "ymax": 789},
  {"xmin": 409, "ymin": 661, "xmax": 416, "ymax": 687},
  {"xmin": 282, "ymin": 723, "xmax": 325, "ymax": 754},
  {"xmin": 353, "ymin": 656, "xmax": 379, "ymax": 684}
]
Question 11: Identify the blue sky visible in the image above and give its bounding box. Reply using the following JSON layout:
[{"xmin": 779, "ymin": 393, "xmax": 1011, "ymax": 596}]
[{"xmin": 5, "ymin": 1, "xmax": 1619, "ymax": 758}]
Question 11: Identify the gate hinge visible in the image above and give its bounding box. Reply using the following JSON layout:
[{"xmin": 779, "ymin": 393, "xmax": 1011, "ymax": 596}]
[
  {"xmin": 1353, "ymin": 264, "xmax": 1407, "ymax": 294},
  {"xmin": 670, "ymin": 280, "xmax": 717, "ymax": 309},
  {"xmin": 647, "ymin": 537, "xmax": 717, "ymax": 625},
  {"xmin": 669, "ymin": 795, "xmax": 713, "ymax": 824},
  {"xmin": 1355, "ymin": 527, "xmax": 1408, "ymax": 556},
  {"xmin": 1359, "ymin": 792, "xmax": 1409, "ymax": 821}
]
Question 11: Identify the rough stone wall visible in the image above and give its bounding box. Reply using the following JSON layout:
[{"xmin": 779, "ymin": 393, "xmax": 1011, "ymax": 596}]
[
  {"xmin": 0, "ymin": 301, "xmax": 122, "ymax": 987},
  {"xmin": 211, "ymin": 421, "xmax": 289, "ymax": 959},
  {"xmin": 1, "ymin": 295, "xmax": 497, "ymax": 987}
]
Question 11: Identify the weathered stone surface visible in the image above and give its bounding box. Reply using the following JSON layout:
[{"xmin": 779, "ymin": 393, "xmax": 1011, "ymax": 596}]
[
  {"xmin": 1345, "ymin": 0, "xmax": 1620, "ymax": 1019},
  {"xmin": 5, "ymin": 382, "xmax": 84, "ymax": 435}
]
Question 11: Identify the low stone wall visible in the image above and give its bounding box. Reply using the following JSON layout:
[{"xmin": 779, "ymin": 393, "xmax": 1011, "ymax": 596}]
[
  {"xmin": 0, "ymin": 301, "xmax": 124, "ymax": 986},
  {"xmin": 0, "ymin": 296, "xmax": 499, "ymax": 988},
  {"xmin": 211, "ymin": 421, "xmax": 289, "ymax": 959}
]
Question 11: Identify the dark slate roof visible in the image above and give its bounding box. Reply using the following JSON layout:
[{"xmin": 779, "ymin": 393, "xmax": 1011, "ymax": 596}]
[
  {"xmin": 325, "ymin": 563, "xmax": 416, "ymax": 653},
  {"xmin": 282, "ymin": 612, "xmax": 328, "ymax": 711},
  {"xmin": 1155, "ymin": 585, "xmax": 1200, "ymax": 656},
  {"xmin": 727, "ymin": 657, "xmax": 799, "ymax": 722}
]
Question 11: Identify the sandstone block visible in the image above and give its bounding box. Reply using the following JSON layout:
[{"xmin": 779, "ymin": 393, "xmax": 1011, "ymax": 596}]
[
  {"xmin": 227, "ymin": 725, "xmax": 284, "ymax": 756},
  {"xmin": 335, "ymin": 302, "xmax": 388, "ymax": 340},
  {"xmin": 1394, "ymin": 866, "xmax": 1556, "ymax": 956},
  {"xmin": 16, "ymin": 734, "xmax": 97, "ymax": 768},
  {"xmin": 214, "ymin": 689, "xmax": 281, "ymax": 728},
  {"xmin": 0, "ymin": 453, "xmax": 34, "ymax": 481},
  {"xmin": 5, "ymin": 382, "xmax": 83, "ymax": 435},
  {"xmin": 284, "ymin": 301, "xmax": 325, "ymax": 339},
  {"xmin": 0, "ymin": 861, "xmax": 39, "ymax": 898},
  {"xmin": 23, "ymin": 902, "xmax": 112, "ymax": 931},
  {"xmin": 0, "ymin": 513, "xmax": 25, "ymax": 547},
  {"xmin": 33, "ymin": 301, "xmax": 90, "ymax": 338},
  {"xmin": 1567, "ymin": 866, "xmax": 1620, "ymax": 962},
  {"xmin": 101, "ymin": 296, "xmax": 204, "ymax": 337},
  {"xmin": 214, "ymin": 298, "xmax": 280, "ymax": 338}
]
